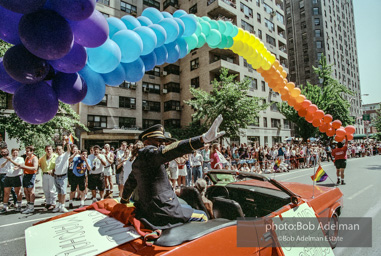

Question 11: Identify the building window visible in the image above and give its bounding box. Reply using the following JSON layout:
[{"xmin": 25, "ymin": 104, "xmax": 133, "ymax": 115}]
[
  {"xmin": 191, "ymin": 77, "xmax": 200, "ymax": 88},
  {"xmin": 271, "ymin": 118, "xmax": 281, "ymax": 128},
  {"xmin": 270, "ymin": 101, "xmax": 279, "ymax": 112},
  {"xmin": 264, "ymin": 3, "xmax": 273, "ymax": 14},
  {"xmin": 246, "ymin": 77, "xmax": 257, "ymax": 91},
  {"xmin": 316, "ymin": 41, "xmax": 322, "ymax": 48},
  {"xmin": 264, "ymin": 19, "xmax": 274, "ymax": 32},
  {"xmin": 0, "ymin": 93, "xmax": 7, "ymax": 109},
  {"xmin": 163, "ymin": 64, "xmax": 180, "ymax": 75},
  {"xmin": 98, "ymin": 0, "xmax": 110, "ymax": 6},
  {"xmin": 256, "ymin": 0, "xmax": 260, "ymax": 7},
  {"xmin": 189, "ymin": 4, "xmax": 197, "ymax": 14},
  {"xmin": 119, "ymin": 81, "xmax": 136, "ymax": 89},
  {"xmin": 164, "ymin": 82, "xmax": 180, "ymax": 93},
  {"xmin": 266, "ymin": 34, "xmax": 276, "ymax": 47},
  {"xmin": 299, "ymin": 0, "xmax": 304, "ymax": 9},
  {"xmin": 143, "ymin": 119, "xmax": 161, "ymax": 129},
  {"xmin": 119, "ymin": 117, "xmax": 136, "ymax": 129},
  {"xmin": 146, "ymin": 66, "xmax": 160, "ymax": 77},
  {"xmin": 313, "ymin": 7, "xmax": 319, "ymax": 15},
  {"xmin": 96, "ymin": 95, "xmax": 107, "ymax": 106},
  {"xmin": 100, "ymin": 12, "xmax": 109, "ymax": 18},
  {"xmin": 240, "ymin": 3, "xmax": 253, "ymax": 18},
  {"xmin": 241, "ymin": 20, "xmax": 254, "ymax": 33},
  {"xmin": 143, "ymin": 0, "xmax": 160, "ymax": 9},
  {"xmin": 300, "ymin": 10, "xmax": 305, "ymax": 18},
  {"xmin": 190, "ymin": 58, "xmax": 199, "ymax": 71},
  {"xmin": 317, "ymin": 52, "xmax": 323, "ymax": 60},
  {"xmin": 313, "ymin": 0, "xmax": 318, "ymax": 4},
  {"xmin": 263, "ymin": 117, "xmax": 268, "ymax": 128},
  {"xmin": 142, "ymin": 101, "xmax": 161, "ymax": 112},
  {"xmin": 314, "ymin": 18, "xmax": 320, "ymax": 26},
  {"xmin": 164, "ymin": 100, "xmax": 180, "ymax": 112},
  {"xmin": 315, "ymin": 29, "xmax": 321, "ymax": 37},
  {"xmin": 164, "ymin": 119, "xmax": 181, "ymax": 128},
  {"xmin": 284, "ymin": 119, "xmax": 290, "ymax": 129},
  {"xmin": 119, "ymin": 97, "xmax": 136, "ymax": 109},
  {"xmin": 258, "ymin": 29, "xmax": 262, "ymax": 39},
  {"xmin": 88, "ymin": 115, "xmax": 107, "ymax": 128},
  {"xmin": 250, "ymin": 117, "xmax": 260, "ymax": 127},
  {"xmin": 257, "ymin": 13, "xmax": 261, "ymax": 23},
  {"xmin": 120, "ymin": 1, "xmax": 137, "ymax": 14},
  {"xmin": 142, "ymin": 82, "xmax": 160, "ymax": 94},
  {"xmin": 261, "ymin": 81, "xmax": 266, "ymax": 92},
  {"xmin": 276, "ymin": 12, "xmax": 284, "ymax": 24}
]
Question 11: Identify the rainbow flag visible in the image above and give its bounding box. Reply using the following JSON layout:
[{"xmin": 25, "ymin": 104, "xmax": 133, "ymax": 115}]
[
  {"xmin": 311, "ymin": 166, "xmax": 328, "ymax": 182},
  {"xmin": 68, "ymin": 134, "xmax": 74, "ymax": 145},
  {"xmin": 273, "ymin": 159, "xmax": 281, "ymax": 171}
]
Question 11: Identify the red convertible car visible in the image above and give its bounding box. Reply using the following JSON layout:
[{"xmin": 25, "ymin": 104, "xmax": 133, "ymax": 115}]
[{"xmin": 33, "ymin": 170, "xmax": 343, "ymax": 255}]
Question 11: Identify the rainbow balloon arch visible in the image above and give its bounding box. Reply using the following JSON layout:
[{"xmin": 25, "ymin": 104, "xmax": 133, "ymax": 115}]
[{"xmin": 0, "ymin": 1, "xmax": 355, "ymax": 142}]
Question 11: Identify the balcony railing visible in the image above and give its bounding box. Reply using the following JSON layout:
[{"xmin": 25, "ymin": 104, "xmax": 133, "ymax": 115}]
[{"xmin": 208, "ymin": 0, "xmax": 236, "ymax": 8}]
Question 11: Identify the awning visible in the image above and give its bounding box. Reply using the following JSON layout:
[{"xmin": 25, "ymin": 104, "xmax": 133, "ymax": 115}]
[{"xmin": 353, "ymin": 134, "xmax": 367, "ymax": 139}]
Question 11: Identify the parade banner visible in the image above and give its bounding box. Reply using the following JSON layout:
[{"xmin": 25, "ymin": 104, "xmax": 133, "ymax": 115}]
[{"xmin": 25, "ymin": 210, "xmax": 140, "ymax": 256}]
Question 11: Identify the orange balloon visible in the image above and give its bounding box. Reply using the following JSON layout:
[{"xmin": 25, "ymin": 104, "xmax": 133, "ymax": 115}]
[
  {"xmin": 288, "ymin": 97, "xmax": 297, "ymax": 107},
  {"xmin": 327, "ymin": 128, "xmax": 335, "ymax": 137},
  {"xmin": 286, "ymin": 82, "xmax": 295, "ymax": 91},
  {"xmin": 347, "ymin": 133, "xmax": 354, "ymax": 141},
  {"xmin": 313, "ymin": 110, "xmax": 325, "ymax": 120},
  {"xmin": 323, "ymin": 114, "xmax": 333, "ymax": 124},
  {"xmin": 312, "ymin": 119, "xmax": 322, "ymax": 127},
  {"xmin": 290, "ymin": 88, "xmax": 301, "ymax": 98},
  {"xmin": 281, "ymin": 93, "xmax": 291, "ymax": 101},
  {"xmin": 305, "ymin": 112, "xmax": 314, "ymax": 123},
  {"xmin": 279, "ymin": 86, "xmax": 290, "ymax": 95},
  {"xmin": 336, "ymin": 128, "xmax": 346, "ymax": 137},
  {"xmin": 301, "ymin": 100, "xmax": 311, "ymax": 109},
  {"xmin": 295, "ymin": 95, "xmax": 306, "ymax": 104},
  {"xmin": 319, "ymin": 123, "xmax": 329, "ymax": 133},
  {"xmin": 344, "ymin": 125, "xmax": 356, "ymax": 134},
  {"xmin": 332, "ymin": 120, "xmax": 342, "ymax": 129},
  {"xmin": 335, "ymin": 136, "xmax": 345, "ymax": 142},
  {"xmin": 298, "ymin": 108, "xmax": 308, "ymax": 117},
  {"xmin": 307, "ymin": 104, "xmax": 318, "ymax": 114},
  {"xmin": 294, "ymin": 103, "xmax": 303, "ymax": 111},
  {"xmin": 281, "ymin": 70, "xmax": 287, "ymax": 78},
  {"xmin": 273, "ymin": 60, "xmax": 280, "ymax": 69}
]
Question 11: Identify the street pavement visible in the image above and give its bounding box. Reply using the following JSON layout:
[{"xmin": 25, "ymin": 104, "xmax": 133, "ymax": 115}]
[{"xmin": 0, "ymin": 156, "xmax": 380, "ymax": 255}]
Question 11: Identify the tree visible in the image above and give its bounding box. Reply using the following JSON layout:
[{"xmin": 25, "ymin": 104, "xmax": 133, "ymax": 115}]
[
  {"xmin": 372, "ymin": 104, "xmax": 381, "ymax": 140},
  {"xmin": 279, "ymin": 55, "xmax": 354, "ymax": 141},
  {"xmin": 0, "ymin": 39, "xmax": 12, "ymax": 57},
  {"xmin": 182, "ymin": 68, "xmax": 268, "ymax": 139}
]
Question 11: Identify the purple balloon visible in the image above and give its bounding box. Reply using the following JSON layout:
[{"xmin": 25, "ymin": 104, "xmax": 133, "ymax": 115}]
[
  {"xmin": 0, "ymin": 0, "xmax": 47, "ymax": 14},
  {"xmin": 19, "ymin": 9, "xmax": 74, "ymax": 60},
  {"xmin": 49, "ymin": 43, "xmax": 87, "ymax": 73},
  {"xmin": 3, "ymin": 45, "xmax": 50, "ymax": 84},
  {"xmin": 0, "ymin": 6, "xmax": 22, "ymax": 44},
  {"xmin": 70, "ymin": 10, "xmax": 109, "ymax": 48},
  {"xmin": 52, "ymin": 72, "xmax": 87, "ymax": 104},
  {"xmin": 49, "ymin": 0, "xmax": 96, "ymax": 21},
  {"xmin": 0, "ymin": 59, "xmax": 23, "ymax": 94},
  {"xmin": 13, "ymin": 82, "xmax": 59, "ymax": 124}
]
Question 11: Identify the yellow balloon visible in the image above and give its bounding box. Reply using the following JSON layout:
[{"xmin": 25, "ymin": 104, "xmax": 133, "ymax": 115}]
[
  {"xmin": 230, "ymin": 40, "xmax": 243, "ymax": 52},
  {"xmin": 290, "ymin": 88, "xmax": 301, "ymax": 98},
  {"xmin": 243, "ymin": 31, "xmax": 251, "ymax": 42},
  {"xmin": 234, "ymin": 28, "xmax": 244, "ymax": 40},
  {"xmin": 245, "ymin": 45, "xmax": 254, "ymax": 57},
  {"xmin": 268, "ymin": 54, "xmax": 276, "ymax": 64},
  {"xmin": 251, "ymin": 59, "xmax": 262, "ymax": 69},
  {"xmin": 249, "ymin": 35, "xmax": 258, "ymax": 48},
  {"xmin": 256, "ymin": 41, "xmax": 264, "ymax": 53},
  {"xmin": 250, "ymin": 49, "xmax": 259, "ymax": 59}
]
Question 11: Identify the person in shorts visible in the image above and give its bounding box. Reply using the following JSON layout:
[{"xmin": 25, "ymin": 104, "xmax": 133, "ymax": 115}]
[
  {"xmin": 0, "ymin": 148, "xmax": 24, "ymax": 213},
  {"xmin": 21, "ymin": 146, "xmax": 39, "ymax": 214},
  {"xmin": 332, "ymin": 136, "xmax": 348, "ymax": 185},
  {"xmin": 88, "ymin": 145, "xmax": 107, "ymax": 201},
  {"xmin": 103, "ymin": 144, "xmax": 114, "ymax": 198},
  {"xmin": 69, "ymin": 149, "xmax": 91, "ymax": 208}
]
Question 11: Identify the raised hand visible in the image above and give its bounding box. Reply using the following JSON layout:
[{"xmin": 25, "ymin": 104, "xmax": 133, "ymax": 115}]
[{"xmin": 202, "ymin": 114, "xmax": 226, "ymax": 143}]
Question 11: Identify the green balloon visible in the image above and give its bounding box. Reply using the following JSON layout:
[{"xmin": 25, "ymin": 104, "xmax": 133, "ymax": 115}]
[
  {"xmin": 230, "ymin": 25, "xmax": 239, "ymax": 37},
  {"xmin": 216, "ymin": 34, "xmax": 228, "ymax": 49},
  {"xmin": 200, "ymin": 20, "xmax": 211, "ymax": 36},
  {"xmin": 184, "ymin": 34, "xmax": 199, "ymax": 49},
  {"xmin": 195, "ymin": 22, "xmax": 202, "ymax": 36},
  {"xmin": 197, "ymin": 33, "xmax": 206, "ymax": 48},
  {"xmin": 218, "ymin": 20, "xmax": 226, "ymax": 34},
  {"xmin": 201, "ymin": 16, "xmax": 211, "ymax": 22},
  {"xmin": 224, "ymin": 21, "xmax": 233, "ymax": 36},
  {"xmin": 225, "ymin": 36, "xmax": 234, "ymax": 48},
  {"xmin": 206, "ymin": 29, "xmax": 221, "ymax": 47},
  {"xmin": 209, "ymin": 20, "xmax": 219, "ymax": 30}
]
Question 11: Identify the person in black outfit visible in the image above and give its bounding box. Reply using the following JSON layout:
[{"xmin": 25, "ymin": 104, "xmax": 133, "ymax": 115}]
[{"xmin": 121, "ymin": 115, "xmax": 225, "ymax": 229}]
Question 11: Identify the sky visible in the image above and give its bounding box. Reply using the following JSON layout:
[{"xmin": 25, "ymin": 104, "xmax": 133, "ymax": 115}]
[{"xmin": 353, "ymin": 0, "xmax": 381, "ymax": 105}]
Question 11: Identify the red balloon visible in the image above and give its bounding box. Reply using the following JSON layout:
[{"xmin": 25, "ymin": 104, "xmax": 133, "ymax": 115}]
[
  {"xmin": 335, "ymin": 136, "xmax": 345, "ymax": 142},
  {"xmin": 327, "ymin": 128, "xmax": 335, "ymax": 137},
  {"xmin": 307, "ymin": 104, "xmax": 318, "ymax": 114},
  {"xmin": 313, "ymin": 110, "xmax": 325, "ymax": 120},
  {"xmin": 347, "ymin": 133, "xmax": 354, "ymax": 141},
  {"xmin": 301, "ymin": 100, "xmax": 311, "ymax": 109},
  {"xmin": 298, "ymin": 108, "xmax": 308, "ymax": 117},
  {"xmin": 336, "ymin": 128, "xmax": 346, "ymax": 137},
  {"xmin": 344, "ymin": 125, "xmax": 356, "ymax": 135},
  {"xmin": 305, "ymin": 112, "xmax": 314, "ymax": 123},
  {"xmin": 332, "ymin": 120, "xmax": 342, "ymax": 129},
  {"xmin": 323, "ymin": 114, "xmax": 333, "ymax": 124},
  {"xmin": 319, "ymin": 123, "xmax": 329, "ymax": 133},
  {"xmin": 312, "ymin": 118, "xmax": 321, "ymax": 127}
]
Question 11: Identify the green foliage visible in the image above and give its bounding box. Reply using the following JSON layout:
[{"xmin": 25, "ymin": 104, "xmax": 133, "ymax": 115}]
[
  {"xmin": 0, "ymin": 102, "xmax": 88, "ymax": 156},
  {"xmin": 0, "ymin": 39, "xmax": 12, "ymax": 57},
  {"xmin": 278, "ymin": 55, "xmax": 354, "ymax": 141},
  {"xmin": 372, "ymin": 104, "xmax": 381, "ymax": 140},
  {"xmin": 182, "ymin": 68, "xmax": 268, "ymax": 139},
  {"xmin": 166, "ymin": 122, "xmax": 208, "ymax": 141}
]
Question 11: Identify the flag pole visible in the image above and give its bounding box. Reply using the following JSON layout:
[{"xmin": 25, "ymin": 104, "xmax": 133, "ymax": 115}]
[{"xmin": 312, "ymin": 164, "xmax": 316, "ymax": 199}]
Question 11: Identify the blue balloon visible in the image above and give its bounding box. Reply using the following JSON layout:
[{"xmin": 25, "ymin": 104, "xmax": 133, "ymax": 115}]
[
  {"xmin": 176, "ymin": 38, "xmax": 188, "ymax": 59},
  {"xmin": 79, "ymin": 65, "xmax": 106, "ymax": 105},
  {"xmin": 3, "ymin": 45, "xmax": 50, "ymax": 84},
  {"xmin": 174, "ymin": 18, "xmax": 185, "ymax": 38},
  {"xmin": 142, "ymin": 7, "xmax": 164, "ymax": 24},
  {"xmin": 0, "ymin": 0, "xmax": 46, "ymax": 14},
  {"xmin": 0, "ymin": 6, "xmax": 22, "ymax": 44},
  {"xmin": 107, "ymin": 17, "xmax": 127, "ymax": 38},
  {"xmin": 154, "ymin": 46, "xmax": 168, "ymax": 66},
  {"xmin": 52, "ymin": 72, "xmax": 87, "ymax": 104},
  {"xmin": 49, "ymin": 0, "xmax": 95, "ymax": 21},
  {"xmin": 122, "ymin": 58, "xmax": 145, "ymax": 83},
  {"xmin": 158, "ymin": 18, "xmax": 179, "ymax": 44},
  {"xmin": 101, "ymin": 64, "xmax": 125, "ymax": 86},
  {"xmin": 224, "ymin": 21, "xmax": 234, "ymax": 36},
  {"xmin": 19, "ymin": 9, "xmax": 74, "ymax": 60},
  {"xmin": 137, "ymin": 16, "xmax": 153, "ymax": 26},
  {"xmin": 112, "ymin": 30, "xmax": 143, "ymax": 63},
  {"xmin": 161, "ymin": 12, "xmax": 173, "ymax": 19},
  {"xmin": 133, "ymin": 26, "xmax": 157, "ymax": 56},
  {"xmin": 164, "ymin": 42, "xmax": 180, "ymax": 64},
  {"xmin": 121, "ymin": 15, "xmax": 141, "ymax": 30},
  {"xmin": 149, "ymin": 24, "xmax": 167, "ymax": 48},
  {"xmin": 87, "ymin": 38, "xmax": 121, "ymax": 74},
  {"xmin": 70, "ymin": 10, "xmax": 109, "ymax": 48},
  {"xmin": 141, "ymin": 51, "xmax": 157, "ymax": 72},
  {"xmin": 181, "ymin": 14, "xmax": 198, "ymax": 37},
  {"xmin": 200, "ymin": 20, "xmax": 211, "ymax": 36},
  {"xmin": 49, "ymin": 43, "xmax": 87, "ymax": 73},
  {"xmin": 13, "ymin": 81, "xmax": 59, "ymax": 124},
  {"xmin": 173, "ymin": 10, "xmax": 187, "ymax": 18}
]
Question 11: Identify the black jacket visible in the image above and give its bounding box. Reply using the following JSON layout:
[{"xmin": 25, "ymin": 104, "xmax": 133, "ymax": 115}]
[{"xmin": 122, "ymin": 136, "xmax": 204, "ymax": 229}]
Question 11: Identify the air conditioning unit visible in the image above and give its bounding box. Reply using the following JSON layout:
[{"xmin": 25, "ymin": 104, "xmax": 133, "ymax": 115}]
[
  {"xmin": 130, "ymin": 83, "xmax": 136, "ymax": 89},
  {"xmin": 163, "ymin": 89, "xmax": 168, "ymax": 94},
  {"xmin": 143, "ymin": 87, "xmax": 149, "ymax": 93},
  {"xmin": 176, "ymin": 107, "xmax": 181, "ymax": 111},
  {"xmin": 143, "ymin": 106, "xmax": 150, "ymax": 111},
  {"xmin": 162, "ymin": 71, "xmax": 168, "ymax": 76},
  {"xmin": 271, "ymin": 11, "xmax": 276, "ymax": 16},
  {"xmin": 130, "ymin": 104, "xmax": 136, "ymax": 109}
]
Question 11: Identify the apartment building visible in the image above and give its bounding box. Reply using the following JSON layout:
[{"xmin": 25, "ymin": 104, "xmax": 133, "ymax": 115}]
[
  {"xmin": 73, "ymin": 0, "xmax": 292, "ymax": 148},
  {"xmin": 285, "ymin": 0, "xmax": 363, "ymax": 133}
]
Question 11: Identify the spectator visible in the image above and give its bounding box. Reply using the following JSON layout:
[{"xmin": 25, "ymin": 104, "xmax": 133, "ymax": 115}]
[
  {"xmin": 210, "ymin": 143, "xmax": 222, "ymax": 170},
  {"xmin": 39, "ymin": 145, "xmax": 58, "ymax": 211},
  {"xmin": 21, "ymin": 146, "xmax": 39, "ymax": 214},
  {"xmin": 89, "ymin": 145, "xmax": 107, "ymax": 201},
  {"xmin": 69, "ymin": 149, "xmax": 91, "ymax": 208},
  {"xmin": 103, "ymin": 144, "xmax": 114, "ymax": 198},
  {"xmin": 191, "ymin": 150, "xmax": 204, "ymax": 184}
]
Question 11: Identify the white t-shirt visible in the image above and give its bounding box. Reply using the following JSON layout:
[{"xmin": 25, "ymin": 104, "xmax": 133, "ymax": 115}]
[
  {"xmin": 91, "ymin": 154, "xmax": 107, "ymax": 174},
  {"xmin": 116, "ymin": 149, "xmax": 125, "ymax": 165},
  {"xmin": 54, "ymin": 152, "xmax": 70, "ymax": 175},
  {"xmin": 0, "ymin": 158, "xmax": 7, "ymax": 174},
  {"xmin": 3, "ymin": 157, "xmax": 24, "ymax": 177},
  {"xmin": 123, "ymin": 158, "xmax": 134, "ymax": 184}
]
